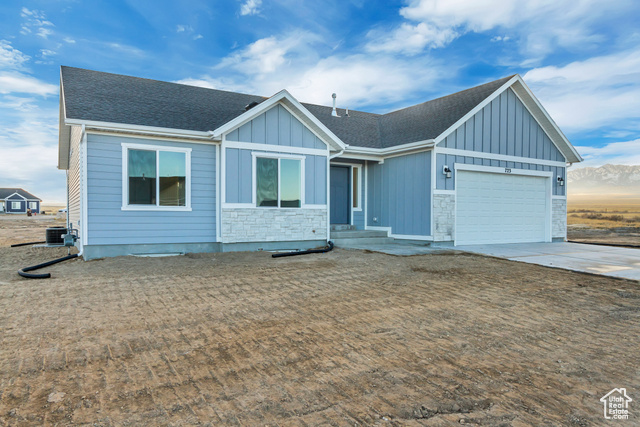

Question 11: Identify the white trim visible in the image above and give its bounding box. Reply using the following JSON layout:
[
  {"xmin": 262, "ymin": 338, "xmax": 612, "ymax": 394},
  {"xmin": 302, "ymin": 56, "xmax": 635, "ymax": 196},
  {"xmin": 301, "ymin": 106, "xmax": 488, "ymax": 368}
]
[
  {"xmin": 551, "ymin": 195, "xmax": 567, "ymax": 199},
  {"xmin": 215, "ymin": 143, "xmax": 221, "ymax": 243},
  {"xmin": 364, "ymin": 161, "xmax": 368, "ymax": 229},
  {"xmin": 511, "ymin": 78, "xmax": 582, "ymax": 163},
  {"xmin": 211, "ymin": 90, "xmax": 346, "ymax": 152},
  {"xmin": 365, "ymin": 226, "xmax": 391, "ymax": 235},
  {"xmin": 352, "ymin": 165, "xmax": 362, "ymax": 211},
  {"xmin": 345, "ymin": 139, "xmax": 435, "ymax": 156},
  {"xmin": 222, "ymin": 203, "xmax": 254, "ymax": 209},
  {"xmin": 326, "ymin": 153, "xmax": 330, "ymax": 240},
  {"xmin": 121, "ymin": 142, "xmax": 192, "ymax": 211},
  {"xmin": 433, "ymin": 189, "xmax": 456, "ymax": 195},
  {"xmin": 66, "ymin": 119, "xmax": 212, "ymax": 139},
  {"xmin": 430, "ymin": 149, "xmax": 436, "ymax": 237},
  {"xmin": 303, "ymin": 204, "xmax": 327, "ymax": 209},
  {"xmin": 10, "ymin": 201, "xmax": 22, "ymax": 210},
  {"xmin": 390, "ymin": 233, "xmax": 433, "ymax": 241},
  {"xmin": 453, "ymin": 163, "xmax": 553, "ymax": 178},
  {"xmin": 251, "ymin": 152, "xmax": 305, "ymax": 208},
  {"xmin": 87, "ymin": 129, "xmax": 219, "ymax": 145},
  {"xmin": 81, "ymin": 130, "xmax": 88, "ymax": 247},
  {"xmin": 224, "ymin": 140, "xmax": 328, "ymax": 156},
  {"xmin": 436, "ymin": 147, "xmax": 566, "ymax": 168},
  {"xmin": 5, "ymin": 192, "xmax": 27, "ymax": 200}
]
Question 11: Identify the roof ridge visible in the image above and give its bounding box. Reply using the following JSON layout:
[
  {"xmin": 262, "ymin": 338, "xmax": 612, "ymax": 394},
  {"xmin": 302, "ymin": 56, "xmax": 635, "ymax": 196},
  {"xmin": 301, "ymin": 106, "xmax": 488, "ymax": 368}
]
[
  {"xmin": 61, "ymin": 65, "xmax": 269, "ymax": 100},
  {"xmin": 381, "ymin": 75, "xmax": 516, "ymax": 118}
]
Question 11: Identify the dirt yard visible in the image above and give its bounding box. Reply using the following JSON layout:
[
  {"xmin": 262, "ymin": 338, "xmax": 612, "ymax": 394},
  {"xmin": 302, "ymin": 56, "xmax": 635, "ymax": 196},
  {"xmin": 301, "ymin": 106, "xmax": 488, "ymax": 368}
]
[{"xmin": 0, "ymin": 219, "xmax": 638, "ymax": 425}]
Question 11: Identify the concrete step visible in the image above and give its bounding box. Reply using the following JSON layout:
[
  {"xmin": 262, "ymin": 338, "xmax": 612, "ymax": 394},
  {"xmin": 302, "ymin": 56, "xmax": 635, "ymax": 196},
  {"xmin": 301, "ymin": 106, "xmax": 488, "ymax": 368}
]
[
  {"xmin": 330, "ymin": 224, "xmax": 356, "ymax": 231},
  {"xmin": 332, "ymin": 237, "xmax": 395, "ymax": 247},
  {"xmin": 330, "ymin": 230, "xmax": 389, "ymax": 239}
]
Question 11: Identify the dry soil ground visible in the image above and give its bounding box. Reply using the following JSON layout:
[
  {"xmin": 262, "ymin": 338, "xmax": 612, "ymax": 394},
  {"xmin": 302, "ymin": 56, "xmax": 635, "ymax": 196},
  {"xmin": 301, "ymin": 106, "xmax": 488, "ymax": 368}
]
[{"xmin": 0, "ymin": 218, "xmax": 639, "ymax": 425}]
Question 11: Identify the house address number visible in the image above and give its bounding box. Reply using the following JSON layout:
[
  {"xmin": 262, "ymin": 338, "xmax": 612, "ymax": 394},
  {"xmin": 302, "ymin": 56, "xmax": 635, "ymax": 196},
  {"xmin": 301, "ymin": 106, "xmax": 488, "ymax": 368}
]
[{"xmin": 505, "ymin": 168, "xmax": 512, "ymax": 173}]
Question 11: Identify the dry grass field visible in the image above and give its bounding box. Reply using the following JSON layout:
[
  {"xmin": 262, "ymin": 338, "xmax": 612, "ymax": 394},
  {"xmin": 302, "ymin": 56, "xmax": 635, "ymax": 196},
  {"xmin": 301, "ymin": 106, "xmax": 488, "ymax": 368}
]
[
  {"xmin": 567, "ymin": 194, "xmax": 640, "ymax": 245},
  {"xmin": 1, "ymin": 218, "xmax": 639, "ymax": 425}
]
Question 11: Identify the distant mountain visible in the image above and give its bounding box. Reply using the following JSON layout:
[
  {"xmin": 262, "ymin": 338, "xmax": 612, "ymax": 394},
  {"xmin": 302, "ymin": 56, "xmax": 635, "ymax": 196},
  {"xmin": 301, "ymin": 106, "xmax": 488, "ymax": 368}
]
[{"xmin": 568, "ymin": 164, "xmax": 640, "ymax": 195}]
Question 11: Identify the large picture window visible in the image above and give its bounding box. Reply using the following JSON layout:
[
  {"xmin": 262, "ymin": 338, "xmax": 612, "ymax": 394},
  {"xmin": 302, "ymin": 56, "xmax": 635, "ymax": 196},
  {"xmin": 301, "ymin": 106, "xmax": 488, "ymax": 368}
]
[
  {"xmin": 123, "ymin": 144, "xmax": 191, "ymax": 210},
  {"xmin": 255, "ymin": 155, "xmax": 302, "ymax": 208}
]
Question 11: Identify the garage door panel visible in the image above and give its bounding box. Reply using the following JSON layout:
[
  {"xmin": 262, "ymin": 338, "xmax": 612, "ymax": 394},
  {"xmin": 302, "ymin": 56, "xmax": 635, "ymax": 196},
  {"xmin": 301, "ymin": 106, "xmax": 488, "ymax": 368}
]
[{"xmin": 456, "ymin": 171, "xmax": 549, "ymax": 245}]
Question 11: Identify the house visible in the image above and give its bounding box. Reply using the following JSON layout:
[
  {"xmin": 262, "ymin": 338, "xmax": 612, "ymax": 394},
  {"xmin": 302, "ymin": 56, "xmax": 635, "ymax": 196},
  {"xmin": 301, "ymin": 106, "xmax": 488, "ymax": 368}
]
[
  {"xmin": 0, "ymin": 188, "xmax": 41, "ymax": 214},
  {"xmin": 57, "ymin": 66, "xmax": 582, "ymax": 260}
]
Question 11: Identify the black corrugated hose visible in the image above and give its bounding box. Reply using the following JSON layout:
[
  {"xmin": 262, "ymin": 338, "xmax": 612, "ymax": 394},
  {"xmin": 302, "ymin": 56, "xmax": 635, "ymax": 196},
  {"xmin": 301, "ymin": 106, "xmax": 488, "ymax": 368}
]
[
  {"xmin": 272, "ymin": 241, "xmax": 334, "ymax": 258},
  {"xmin": 18, "ymin": 254, "xmax": 79, "ymax": 279}
]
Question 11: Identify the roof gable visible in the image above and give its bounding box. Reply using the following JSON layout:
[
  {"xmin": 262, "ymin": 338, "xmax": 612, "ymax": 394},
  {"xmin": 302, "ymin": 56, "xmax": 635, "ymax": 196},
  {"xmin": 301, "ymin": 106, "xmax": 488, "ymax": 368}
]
[
  {"xmin": 0, "ymin": 188, "xmax": 41, "ymax": 200},
  {"xmin": 434, "ymin": 75, "xmax": 581, "ymax": 163}
]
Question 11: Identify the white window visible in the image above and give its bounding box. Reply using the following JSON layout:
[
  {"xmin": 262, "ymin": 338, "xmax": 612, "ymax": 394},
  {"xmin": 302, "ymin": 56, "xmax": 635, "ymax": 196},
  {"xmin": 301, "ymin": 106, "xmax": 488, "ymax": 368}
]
[
  {"xmin": 11, "ymin": 201, "xmax": 21, "ymax": 210},
  {"xmin": 29, "ymin": 202, "xmax": 38, "ymax": 210},
  {"xmin": 122, "ymin": 143, "xmax": 191, "ymax": 211},
  {"xmin": 254, "ymin": 154, "xmax": 303, "ymax": 208},
  {"xmin": 352, "ymin": 165, "xmax": 361, "ymax": 210}
]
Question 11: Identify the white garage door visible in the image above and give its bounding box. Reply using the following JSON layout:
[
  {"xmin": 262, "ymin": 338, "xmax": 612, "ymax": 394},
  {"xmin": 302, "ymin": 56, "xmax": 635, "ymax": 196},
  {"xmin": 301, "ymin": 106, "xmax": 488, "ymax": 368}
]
[{"xmin": 456, "ymin": 170, "xmax": 549, "ymax": 245}]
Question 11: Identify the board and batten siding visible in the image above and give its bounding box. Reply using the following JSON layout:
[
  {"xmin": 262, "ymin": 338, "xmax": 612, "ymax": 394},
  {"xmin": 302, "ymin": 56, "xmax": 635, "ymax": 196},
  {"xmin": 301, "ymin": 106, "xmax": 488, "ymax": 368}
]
[
  {"xmin": 436, "ymin": 154, "xmax": 566, "ymax": 196},
  {"xmin": 225, "ymin": 149, "xmax": 327, "ymax": 205},
  {"xmin": 86, "ymin": 134, "xmax": 216, "ymax": 245},
  {"xmin": 226, "ymin": 104, "xmax": 326, "ymax": 150},
  {"xmin": 5, "ymin": 195, "xmax": 25, "ymax": 213},
  {"xmin": 440, "ymin": 88, "xmax": 565, "ymax": 162},
  {"xmin": 67, "ymin": 125, "xmax": 82, "ymax": 229},
  {"xmin": 366, "ymin": 151, "xmax": 431, "ymax": 236}
]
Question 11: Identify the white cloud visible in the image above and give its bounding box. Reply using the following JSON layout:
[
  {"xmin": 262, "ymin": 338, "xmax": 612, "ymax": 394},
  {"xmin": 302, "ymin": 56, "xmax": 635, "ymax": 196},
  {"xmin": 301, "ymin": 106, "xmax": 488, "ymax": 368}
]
[
  {"xmin": 179, "ymin": 32, "xmax": 445, "ymax": 108},
  {"xmin": 194, "ymin": 34, "xmax": 203, "ymax": 40},
  {"xmin": 0, "ymin": 72, "xmax": 57, "ymax": 96},
  {"xmin": 20, "ymin": 7, "xmax": 55, "ymax": 39},
  {"xmin": 371, "ymin": 0, "xmax": 633, "ymax": 58},
  {"xmin": 176, "ymin": 24, "xmax": 193, "ymax": 33},
  {"xmin": 523, "ymin": 48, "xmax": 640, "ymax": 132},
  {"xmin": 366, "ymin": 22, "xmax": 457, "ymax": 54},
  {"xmin": 0, "ymin": 40, "xmax": 30, "ymax": 69},
  {"xmin": 63, "ymin": 37, "xmax": 76, "ymax": 44},
  {"xmin": 240, "ymin": 0, "xmax": 262, "ymax": 16},
  {"xmin": 573, "ymin": 139, "xmax": 640, "ymax": 168}
]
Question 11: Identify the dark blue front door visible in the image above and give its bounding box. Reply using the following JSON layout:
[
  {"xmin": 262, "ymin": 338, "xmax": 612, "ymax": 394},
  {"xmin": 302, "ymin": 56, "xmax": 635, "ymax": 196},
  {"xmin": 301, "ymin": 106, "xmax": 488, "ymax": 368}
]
[{"xmin": 330, "ymin": 166, "xmax": 350, "ymax": 224}]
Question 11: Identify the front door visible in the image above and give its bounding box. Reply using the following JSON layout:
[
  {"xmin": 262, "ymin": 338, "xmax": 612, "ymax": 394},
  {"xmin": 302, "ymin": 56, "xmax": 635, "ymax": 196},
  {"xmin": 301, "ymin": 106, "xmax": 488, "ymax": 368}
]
[{"xmin": 330, "ymin": 166, "xmax": 350, "ymax": 224}]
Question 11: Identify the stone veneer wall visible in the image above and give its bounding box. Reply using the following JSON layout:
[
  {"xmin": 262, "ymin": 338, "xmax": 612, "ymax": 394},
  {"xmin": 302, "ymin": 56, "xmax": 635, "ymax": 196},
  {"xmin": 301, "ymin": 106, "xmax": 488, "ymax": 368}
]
[
  {"xmin": 222, "ymin": 208, "xmax": 327, "ymax": 243},
  {"xmin": 552, "ymin": 198, "xmax": 567, "ymax": 239},
  {"xmin": 433, "ymin": 193, "xmax": 455, "ymax": 242}
]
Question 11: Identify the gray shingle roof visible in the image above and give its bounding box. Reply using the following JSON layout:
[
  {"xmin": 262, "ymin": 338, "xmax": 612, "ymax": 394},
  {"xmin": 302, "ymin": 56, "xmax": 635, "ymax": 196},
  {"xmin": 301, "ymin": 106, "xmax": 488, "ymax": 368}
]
[
  {"xmin": 61, "ymin": 66, "xmax": 514, "ymax": 149},
  {"xmin": 0, "ymin": 188, "xmax": 41, "ymax": 200}
]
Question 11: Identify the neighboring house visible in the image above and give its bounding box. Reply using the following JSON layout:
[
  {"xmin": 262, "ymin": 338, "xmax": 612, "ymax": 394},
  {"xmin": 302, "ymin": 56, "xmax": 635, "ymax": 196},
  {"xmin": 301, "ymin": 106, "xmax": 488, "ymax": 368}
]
[
  {"xmin": 58, "ymin": 66, "xmax": 582, "ymax": 260},
  {"xmin": 0, "ymin": 188, "xmax": 41, "ymax": 214}
]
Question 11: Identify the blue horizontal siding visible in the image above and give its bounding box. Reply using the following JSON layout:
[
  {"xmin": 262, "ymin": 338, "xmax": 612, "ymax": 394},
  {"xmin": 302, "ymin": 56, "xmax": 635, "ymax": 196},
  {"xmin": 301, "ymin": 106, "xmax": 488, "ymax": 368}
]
[{"xmin": 86, "ymin": 134, "xmax": 216, "ymax": 245}]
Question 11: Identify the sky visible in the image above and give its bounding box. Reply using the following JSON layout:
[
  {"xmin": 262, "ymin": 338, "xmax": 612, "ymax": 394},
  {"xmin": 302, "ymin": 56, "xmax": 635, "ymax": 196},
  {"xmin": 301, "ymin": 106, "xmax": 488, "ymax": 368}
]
[{"xmin": 0, "ymin": 0, "xmax": 639, "ymax": 203}]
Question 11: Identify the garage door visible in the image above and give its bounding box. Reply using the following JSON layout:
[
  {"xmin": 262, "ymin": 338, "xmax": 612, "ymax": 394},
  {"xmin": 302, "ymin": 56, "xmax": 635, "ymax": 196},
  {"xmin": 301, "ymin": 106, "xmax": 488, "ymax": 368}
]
[{"xmin": 456, "ymin": 170, "xmax": 549, "ymax": 245}]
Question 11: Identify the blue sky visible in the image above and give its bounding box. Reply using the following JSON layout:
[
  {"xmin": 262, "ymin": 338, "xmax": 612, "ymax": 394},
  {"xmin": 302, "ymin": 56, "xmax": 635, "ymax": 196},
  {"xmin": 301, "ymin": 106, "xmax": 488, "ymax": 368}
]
[{"xmin": 1, "ymin": 0, "xmax": 639, "ymax": 203}]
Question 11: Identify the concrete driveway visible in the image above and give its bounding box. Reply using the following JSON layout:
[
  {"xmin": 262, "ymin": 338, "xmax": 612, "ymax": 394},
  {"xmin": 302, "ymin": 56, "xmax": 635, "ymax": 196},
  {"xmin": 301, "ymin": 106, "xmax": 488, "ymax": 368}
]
[{"xmin": 456, "ymin": 242, "xmax": 640, "ymax": 280}]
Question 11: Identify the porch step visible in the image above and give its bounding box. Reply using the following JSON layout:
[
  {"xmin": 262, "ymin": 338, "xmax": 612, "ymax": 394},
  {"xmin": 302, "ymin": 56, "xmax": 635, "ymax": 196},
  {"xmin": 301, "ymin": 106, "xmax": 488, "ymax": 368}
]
[
  {"xmin": 330, "ymin": 230, "xmax": 388, "ymax": 239},
  {"xmin": 330, "ymin": 229, "xmax": 394, "ymax": 248},
  {"xmin": 330, "ymin": 224, "xmax": 356, "ymax": 231}
]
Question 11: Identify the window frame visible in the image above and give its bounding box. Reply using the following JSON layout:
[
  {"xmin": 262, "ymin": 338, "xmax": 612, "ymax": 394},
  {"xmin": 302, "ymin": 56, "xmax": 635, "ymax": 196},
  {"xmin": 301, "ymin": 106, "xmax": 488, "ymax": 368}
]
[
  {"xmin": 352, "ymin": 165, "xmax": 362, "ymax": 211},
  {"xmin": 251, "ymin": 152, "xmax": 305, "ymax": 209},
  {"xmin": 121, "ymin": 143, "xmax": 192, "ymax": 211},
  {"xmin": 28, "ymin": 201, "xmax": 38, "ymax": 210},
  {"xmin": 11, "ymin": 201, "xmax": 21, "ymax": 210}
]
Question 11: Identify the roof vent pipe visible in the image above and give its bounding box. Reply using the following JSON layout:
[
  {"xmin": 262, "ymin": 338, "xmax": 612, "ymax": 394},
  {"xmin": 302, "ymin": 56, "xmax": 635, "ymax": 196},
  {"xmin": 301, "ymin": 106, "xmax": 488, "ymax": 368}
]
[{"xmin": 331, "ymin": 93, "xmax": 340, "ymax": 117}]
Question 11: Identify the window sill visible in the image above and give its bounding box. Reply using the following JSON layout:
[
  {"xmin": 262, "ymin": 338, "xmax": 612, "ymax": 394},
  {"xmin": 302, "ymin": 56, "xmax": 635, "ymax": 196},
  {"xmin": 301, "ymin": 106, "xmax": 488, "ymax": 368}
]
[{"xmin": 121, "ymin": 206, "xmax": 192, "ymax": 212}]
